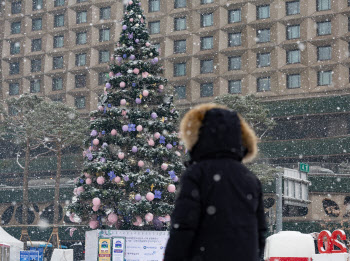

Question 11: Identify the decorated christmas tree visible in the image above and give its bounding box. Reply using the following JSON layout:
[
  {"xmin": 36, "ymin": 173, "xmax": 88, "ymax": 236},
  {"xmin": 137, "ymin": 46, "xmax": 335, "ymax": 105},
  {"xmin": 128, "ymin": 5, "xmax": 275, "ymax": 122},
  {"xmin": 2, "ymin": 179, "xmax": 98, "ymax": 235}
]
[{"xmin": 66, "ymin": 0, "xmax": 184, "ymax": 230}]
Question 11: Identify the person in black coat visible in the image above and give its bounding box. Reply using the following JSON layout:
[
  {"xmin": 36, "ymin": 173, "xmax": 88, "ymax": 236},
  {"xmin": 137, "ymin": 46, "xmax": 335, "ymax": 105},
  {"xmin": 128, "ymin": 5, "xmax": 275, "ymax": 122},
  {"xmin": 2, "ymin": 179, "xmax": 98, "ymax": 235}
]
[{"xmin": 164, "ymin": 103, "xmax": 267, "ymax": 261}]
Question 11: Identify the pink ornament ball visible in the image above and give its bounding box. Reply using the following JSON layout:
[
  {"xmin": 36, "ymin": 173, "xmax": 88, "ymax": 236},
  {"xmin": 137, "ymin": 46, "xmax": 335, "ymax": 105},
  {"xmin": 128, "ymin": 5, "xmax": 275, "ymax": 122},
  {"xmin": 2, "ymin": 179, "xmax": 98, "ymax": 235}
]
[
  {"xmin": 89, "ymin": 220, "xmax": 99, "ymax": 229},
  {"xmin": 98, "ymin": 105, "xmax": 104, "ymax": 111},
  {"xmin": 161, "ymin": 163, "xmax": 168, "ymax": 171},
  {"xmin": 165, "ymin": 214, "xmax": 171, "ymax": 221},
  {"xmin": 136, "ymin": 125, "xmax": 143, "ymax": 132},
  {"xmin": 109, "ymin": 71, "xmax": 114, "ymax": 77},
  {"xmin": 138, "ymin": 160, "xmax": 144, "ymax": 167},
  {"xmin": 175, "ymin": 151, "xmax": 181, "ymax": 157},
  {"xmin": 86, "ymin": 178, "xmax": 92, "ymax": 185},
  {"xmin": 111, "ymin": 129, "xmax": 117, "ymax": 136},
  {"xmin": 120, "ymin": 99, "xmax": 127, "ymax": 106},
  {"xmin": 168, "ymin": 184, "xmax": 176, "ymax": 193},
  {"xmin": 120, "ymin": 81, "xmax": 126, "ymax": 88},
  {"xmin": 145, "ymin": 213, "xmax": 154, "ymax": 222},
  {"xmin": 146, "ymin": 192, "xmax": 155, "ymax": 201},
  {"xmin": 84, "ymin": 172, "xmax": 90, "ymax": 178},
  {"xmin": 128, "ymin": 0, "xmax": 133, "ymax": 5},
  {"xmin": 133, "ymin": 68, "xmax": 140, "ymax": 74},
  {"xmin": 159, "ymin": 85, "xmax": 164, "ymax": 90},
  {"xmin": 97, "ymin": 176, "xmax": 105, "ymax": 185},
  {"xmin": 118, "ymin": 152, "xmax": 125, "ymax": 159},
  {"xmin": 129, "ymin": 18, "xmax": 134, "ymax": 22},
  {"xmin": 92, "ymin": 205, "xmax": 99, "ymax": 212},
  {"xmin": 92, "ymin": 197, "xmax": 101, "ymax": 206},
  {"xmin": 122, "ymin": 125, "xmax": 128, "ymax": 131},
  {"xmin": 93, "ymin": 139, "xmax": 100, "ymax": 146},
  {"xmin": 133, "ymin": 216, "xmax": 142, "ymax": 226},
  {"xmin": 73, "ymin": 188, "xmax": 77, "ymax": 195},
  {"xmin": 114, "ymin": 176, "xmax": 121, "ymax": 183},
  {"xmin": 154, "ymin": 132, "xmax": 161, "ymax": 139},
  {"xmin": 143, "ymin": 90, "xmax": 149, "ymax": 97},
  {"xmin": 146, "ymin": 42, "xmax": 151, "ymax": 47},
  {"xmin": 142, "ymin": 72, "xmax": 149, "ymax": 78},
  {"xmin": 69, "ymin": 214, "xmax": 75, "ymax": 223},
  {"xmin": 77, "ymin": 186, "xmax": 84, "ymax": 195},
  {"xmin": 148, "ymin": 139, "xmax": 155, "ymax": 146},
  {"xmin": 108, "ymin": 213, "xmax": 118, "ymax": 224}
]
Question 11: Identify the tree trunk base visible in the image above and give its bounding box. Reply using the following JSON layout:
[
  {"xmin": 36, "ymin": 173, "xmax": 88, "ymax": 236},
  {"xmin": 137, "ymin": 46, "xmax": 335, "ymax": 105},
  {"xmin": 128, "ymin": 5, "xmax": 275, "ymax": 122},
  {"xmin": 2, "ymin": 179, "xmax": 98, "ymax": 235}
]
[{"xmin": 20, "ymin": 227, "xmax": 32, "ymax": 250}]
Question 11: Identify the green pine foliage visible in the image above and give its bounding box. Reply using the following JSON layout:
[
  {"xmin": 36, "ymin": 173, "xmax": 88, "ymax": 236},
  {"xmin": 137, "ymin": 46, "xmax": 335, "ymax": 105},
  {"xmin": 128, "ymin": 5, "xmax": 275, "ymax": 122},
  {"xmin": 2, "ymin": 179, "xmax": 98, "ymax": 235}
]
[{"xmin": 66, "ymin": 0, "xmax": 184, "ymax": 230}]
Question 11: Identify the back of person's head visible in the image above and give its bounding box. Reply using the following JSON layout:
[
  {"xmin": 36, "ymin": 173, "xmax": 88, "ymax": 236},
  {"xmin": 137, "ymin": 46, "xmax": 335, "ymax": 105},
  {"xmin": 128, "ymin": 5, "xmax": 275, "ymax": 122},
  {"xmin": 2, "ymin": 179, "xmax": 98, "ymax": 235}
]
[{"xmin": 180, "ymin": 103, "xmax": 258, "ymax": 163}]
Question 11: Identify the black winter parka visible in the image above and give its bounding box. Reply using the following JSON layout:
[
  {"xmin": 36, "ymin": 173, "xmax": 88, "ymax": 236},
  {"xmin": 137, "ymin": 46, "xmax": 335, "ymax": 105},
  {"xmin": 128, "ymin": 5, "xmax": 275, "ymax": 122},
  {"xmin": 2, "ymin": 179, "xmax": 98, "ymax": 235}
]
[{"xmin": 164, "ymin": 105, "xmax": 267, "ymax": 261}]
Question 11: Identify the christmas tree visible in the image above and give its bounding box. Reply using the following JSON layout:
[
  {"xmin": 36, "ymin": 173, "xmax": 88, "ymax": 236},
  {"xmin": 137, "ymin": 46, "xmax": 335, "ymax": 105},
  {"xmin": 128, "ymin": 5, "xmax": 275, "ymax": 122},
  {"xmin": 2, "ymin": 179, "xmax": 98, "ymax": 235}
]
[{"xmin": 66, "ymin": 0, "xmax": 184, "ymax": 230}]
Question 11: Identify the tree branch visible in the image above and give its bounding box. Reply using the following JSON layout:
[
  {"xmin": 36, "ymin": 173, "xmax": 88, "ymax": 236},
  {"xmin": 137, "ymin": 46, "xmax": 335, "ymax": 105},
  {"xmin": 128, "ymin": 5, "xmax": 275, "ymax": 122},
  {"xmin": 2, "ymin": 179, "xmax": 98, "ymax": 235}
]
[{"xmin": 16, "ymin": 152, "xmax": 25, "ymax": 169}]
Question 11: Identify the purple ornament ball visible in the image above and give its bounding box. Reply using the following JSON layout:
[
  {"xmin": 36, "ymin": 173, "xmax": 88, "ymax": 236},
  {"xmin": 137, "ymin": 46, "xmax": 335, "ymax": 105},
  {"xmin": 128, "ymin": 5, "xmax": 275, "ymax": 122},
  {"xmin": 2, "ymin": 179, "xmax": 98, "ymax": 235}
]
[
  {"xmin": 122, "ymin": 25, "xmax": 127, "ymax": 30},
  {"xmin": 153, "ymin": 57, "xmax": 159, "ymax": 63},
  {"xmin": 138, "ymin": 2, "xmax": 141, "ymax": 6},
  {"xmin": 124, "ymin": 175, "xmax": 129, "ymax": 181},
  {"xmin": 151, "ymin": 112, "xmax": 157, "ymax": 119},
  {"xmin": 135, "ymin": 39, "xmax": 140, "ymax": 43},
  {"xmin": 135, "ymin": 98, "xmax": 141, "ymax": 104},
  {"xmin": 105, "ymin": 83, "xmax": 111, "ymax": 89},
  {"xmin": 90, "ymin": 130, "xmax": 98, "ymax": 137},
  {"xmin": 132, "ymin": 146, "xmax": 138, "ymax": 153},
  {"xmin": 122, "ymin": 125, "xmax": 128, "ymax": 132},
  {"xmin": 135, "ymin": 194, "xmax": 142, "ymax": 201},
  {"xmin": 117, "ymin": 57, "xmax": 122, "ymax": 63},
  {"xmin": 173, "ymin": 176, "xmax": 179, "ymax": 182},
  {"xmin": 166, "ymin": 144, "xmax": 173, "ymax": 149},
  {"xmin": 130, "ymin": 54, "xmax": 135, "ymax": 60}
]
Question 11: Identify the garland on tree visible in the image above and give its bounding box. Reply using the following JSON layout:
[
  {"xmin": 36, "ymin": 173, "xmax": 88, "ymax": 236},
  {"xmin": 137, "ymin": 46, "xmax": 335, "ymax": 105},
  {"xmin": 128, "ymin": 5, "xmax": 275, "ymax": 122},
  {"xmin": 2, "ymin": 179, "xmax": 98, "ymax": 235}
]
[{"xmin": 66, "ymin": 0, "xmax": 185, "ymax": 230}]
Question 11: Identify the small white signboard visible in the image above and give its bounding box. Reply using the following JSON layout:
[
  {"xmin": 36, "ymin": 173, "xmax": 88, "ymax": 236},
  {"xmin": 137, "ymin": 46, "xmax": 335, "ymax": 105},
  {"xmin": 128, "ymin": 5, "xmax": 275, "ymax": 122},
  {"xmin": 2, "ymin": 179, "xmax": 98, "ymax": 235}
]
[{"xmin": 112, "ymin": 237, "xmax": 125, "ymax": 261}]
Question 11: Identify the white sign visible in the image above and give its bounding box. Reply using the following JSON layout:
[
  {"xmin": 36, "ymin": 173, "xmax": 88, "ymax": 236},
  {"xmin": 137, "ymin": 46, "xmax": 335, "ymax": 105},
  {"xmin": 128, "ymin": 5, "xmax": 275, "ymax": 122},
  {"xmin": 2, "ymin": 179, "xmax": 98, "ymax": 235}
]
[
  {"xmin": 112, "ymin": 237, "xmax": 125, "ymax": 261},
  {"xmin": 98, "ymin": 230, "xmax": 169, "ymax": 261}
]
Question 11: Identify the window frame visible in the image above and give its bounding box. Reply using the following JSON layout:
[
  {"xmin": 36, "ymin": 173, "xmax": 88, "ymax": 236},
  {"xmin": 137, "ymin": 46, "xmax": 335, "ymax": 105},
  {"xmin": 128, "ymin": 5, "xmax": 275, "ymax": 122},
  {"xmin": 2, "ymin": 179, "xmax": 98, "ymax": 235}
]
[
  {"xmin": 32, "ymin": 0, "xmax": 43, "ymax": 11},
  {"xmin": 287, "ymin": 74, "xmax": 301, "ymax": 89},
  {"xmin": 99, "ymin": 50, "xmax": 110, "ymax": 64},
  {"xmin": 75, "ymin": 97, "xmax": 86, "ymax": 109},
  {"xmin": 174, "ymin": 85, "xmax": 186, "ymax": 100},
  {"xmin": 98, "ymin": 72, "xmax": 109, "ymax": 85},
  {"xmin": 52, "ymin": 77, "xmax": 63, "ymax": 91},
  {"xmin": 54, "ymin": 0, "xmax": 65, "ymax": 7},
  {"xmin": 200, "ymin": 59, "xmax": 214, "ymax": 74},
  {"xmin": 257, "ymin": 5, "xmax": 270, "ymax": 20},
  {"xmin": 228, "ymin": 56, "xmax": 242, "ymax": 71},
  {"xmin": 257, "ymin": 52, "xmax": 271, "ymax": 67},
  {"xmin": 53, "ymin": 35, "xmax": 64, "ymax": 48},
  {"xmin": 30, "ymin": 79, "xmax": 41, "ymax": 93},
  {"xmin": 257, "ymin": 76, "xmax": 271, "ymax": 92},
  {"xmin": 76, "ymin": 31, "xmax": 87, "ymax": 45},
  {"xmin": 257, "ymin": 28, "xmax": 270, "ymax": 43},
  {"xmin": 10, "ymin": 42, "xmax": 21, "ymax": 55},
  {"xmin": 31, "ymin": 59, "xmax": 42, "ymax": 73},
  {"xmin": 228, "ymin": 9, "xmax": 241, "ymax": 24},
  {"xmin": 200, "ymin": 36, "xmax": 214, "ymax": 50},
  {"xmin": 149, "ymin": 0, "xmax": 160, "ymax": 12},
  {"xmin": 149, "ymin": 21, "xmax": 161, "ymax": 35},
  {"xmin": 174, "ymin": 17, "xmax": 187, "ymax": 31},
  {"xmin": 174, "ymin": 39, "xmax": 187, "ymax": 54},
  {"xmin": 11, "ymin": 1, "xmax": 22, "ymax": 14},
  {"xmin": 286, "ymin": 49, "xmax": 301, "ymax": 64},
  {"xmin": 317, "ymin": 46, "xmax": 332, "ymax": 61},
  {"xmin": 286, "ymin": 1, "xmax": 300, "ymax": 16},
  {"xmin": 201, "ymin": 13, "xmax": 214, "ymax": 27},
  {"xmin": 75, "ymin": 53, "xmax": 87, "ymax": 67},
  {"xmin": 317, "ymin": 70, "xmax": 332, "ymax": 86},
  {"xmin": 228, "ymin": 80, "xmax": 242, "ymax": 94},
  {"xmin": 174, "ymin": 0, "xmax": 186, "ymax": 8},
  {"xmin": 317, "ymin": 0, "xmax": 331, "ymax": 11},
  {"xmin": 99, "ymin": 28, "xmax": 110, "ymax": 42},
  {"xmin": 31, "ymin": 38, "xmax": 42, "ymax": 52},
  {"xmin": 53, "ymin": 56, "xmax": 64, "ymax": 70},
  {"xmin": 9, "ymin": 62, "xmax": 20, "ymax": 75},
  {"xmin": 286, "ymin": 24, "xmax": 300, "ymax": 40},
  {"xmin": 75, "ymin": 74, "xmax": 87, "ymax": 89},
  {"xmin": 32, "ymin": 18, "xmax": 43, "ymax": 31},
  {"xmin": 173, "ymin": 62, "xmax": 187, "ymax": 77},
  {"xmin": 11, "ymin": 21, "xmax": 21, "ymax": 34},
  {"xmin": 76, "ymin": 10, "xmax": 87, "ymax": 24},
  {"xmin": 9, "ymin": 82, "xmax": 20, "ymax": 96},
  {"xmin": 200, "ymin": 82, "xmax": 214, "ymax": 97},
  {"xmin": 228, "ymin": 32, "xmax": 242, "ymax": 47},
  {"xmin": 54, "ymin": 14, "xmax": 65, "ymax": 27},
  {"xmin": 317, "ymin": 21, "xmax": 332, "ymax": 36},
  {"xmin": 100, "ymin": 6, "xmax": 111, "ymax": 20}
]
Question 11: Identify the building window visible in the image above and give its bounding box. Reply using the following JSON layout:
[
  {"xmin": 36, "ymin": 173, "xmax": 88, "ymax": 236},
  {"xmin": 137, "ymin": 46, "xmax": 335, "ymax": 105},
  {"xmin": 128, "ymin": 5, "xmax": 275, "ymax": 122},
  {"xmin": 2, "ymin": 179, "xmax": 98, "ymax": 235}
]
[
  {"xmin": 98, "ymin": 72, "xmax": 109, "ymax": 85},
  {"xmin": 318, "ymin": 71, "xmax": 332, "ymax": 86},
  {"xmin": 99, "ymin": 28, "xmax": 110, "ymax": 42},
  {"xmin": 286, "ymin": 25, "xmax": 300, "ymax": 39},
  {"xmin": 200, "ymin": 59, "xmax": 214, "ymax": 74},
  {"xmin": 175, "ymin": 85, "xmax": 186, "ymax": 99},
  {"xmin": 317, "ymin": 46, "xmax": 332, "ymax": 61},
  {"xmin": 99, "ymin": 50, "xmax": 110, "ymax": 64},
  {"xmin": 174, "ymin": 0, "xmax": 186, "ymax": 8},
  {"xmin": 54, "ymin": 0, "xmax": 65, "ymax": 7},
  {"xmin": 53, "ymin": 56, "xmax": 64, "ymax": 69},
  {"xmin": 11, "ymin": 22, "xmax": 21, "ymax": 34},
  {"xmin": 286, "ymin": 1, "xmax": 300, "ymax": 15},
  {"xmin": 54, "ymin": 14, "xmax": 64, "ymax": 27},
  {"xmin": 257, "ymin": 77, "xmax": 271, "ymax": 92},
  {"xmin": 149, "ymin": 0, "xmax": 160, "ymax": 12},
  {"xmin": 32, "ymin": 0, "xmax": 43, "ymax": 11},
  {"xmin": 9, "ymin": 83, "xmax": 20, "ymax": 96},
  {"xmin": 31, "ymin": 39, "xmax": 42, "ymax": 52},
  {"xmin": 8, "ymin": 105, "xmax": 18, "ymax": 116},
  {"xmin": 317, "ymin": 21, "xmax": 331, "ymax": 36},
  {"xmin": 100, "ymin": 7, "xmax": 111, "ymax": 20},
  {"xmin": 257, "ymin": 29, "xmax": 270, "ymax": 43},
  {"xmin": 228, "ymin": 80, "xmax": 242, "ymax": 94},
  {"xmin": 149, "ymin": 21, "xmax": 160, "ymax": 34},
  {"xmin": 201, "ymin": 36, "xmax": 213, "ymax": 50},
  {"xmin": 11, "ymin": 1, "xmax": 22, "ymax": 14},
  {"xmin": 9, "ymin": 62, "xmax": 20, "ymax": 75},
  {"xmin": 257, "ymin": 5, "xmax": 270, "ymax": 20},
  {"xmin": 228, "ymin": 9, "xmax": 241, "ymax": 24},
  {"xmin": 287, "ymin": 74, "xmax": 301, "ymax": 89},
  {"xmin": 257, "ymin": 53, "xmax": 271, "ymax": 67},
  {"xmin": 201, "ymin": 13, "xmax": 213, "ymax": 27},
  {"xmin": 52, "ymin": 77, "xmax": 63, "ymax": 90},
  {"xmin": 174, "ymin": 40, "xmax": 186, "ymax": 53},
  {"xmin": 75, "ymin": 97, "xmax": 86, "ymax": 109},
  {"xmin": 200, "ymin": 83, "xmax": 213, "ymax": 97},
  {"xmin": 174, "ymin": 17, "xmax": 186, "ymax": 31},
  {"xmin": 76, "ymin": 11, "xmax": 87, "ymax": 24},
  {"xmin": 10, "ymin": 42, "xmax": 20, "ymax": 55},
  {"xmin": 32, "ymin": 18, "xmax": 42, "ymax": 31},
  {"xmin": 228, "ymin": 56, "xmax": 241, "ymax": 70},
  {"xmin": 31, "ymin": 59, "xmax": 41, "ymax": 72},
  {"xmin": 228, "ymin": 32, "xmax": 242, "ymax": 47},
  {"xmin": 174, "ymin": 63, "xmax": 186, "ymax": 77},
  {"xmin": 317, "ymin": 0, "xmax": 331, "ymax": 11},
  {"xmin": 30, "ymin": 79, "xmax": 41, "ymax": 93},
  {"xmin": 76, "ymin": 53, "xmax": 86, "ymax": 66},
  {"xmin": 53, "ymin": 35, "xmax": 64, "ymax": 48},
  {"xmin": 287, "ymin": 49, "xmax": 300, "ymax": 64},
  {"xmin": 76, "ymin": 32, "xmax": 87, "ymax": 45},
  {"xmin": 154, "ymin": 43, "xmax": 160, "ymax": 52},
  {"xmin": 201, "ymin": 0, "xmax": 213, "ymax": 4},
  {"xmin": 75, "ymin": 74, "xmax": 86, "ymax": 88}
]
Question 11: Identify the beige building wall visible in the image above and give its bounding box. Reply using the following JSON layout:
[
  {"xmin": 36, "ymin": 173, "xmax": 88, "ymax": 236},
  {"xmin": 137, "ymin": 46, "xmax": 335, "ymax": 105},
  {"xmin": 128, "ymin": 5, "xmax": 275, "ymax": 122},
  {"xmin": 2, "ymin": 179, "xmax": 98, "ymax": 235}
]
[{"xmin": 1, "ymin": 0, "xmax": 350, "ymax": 112}]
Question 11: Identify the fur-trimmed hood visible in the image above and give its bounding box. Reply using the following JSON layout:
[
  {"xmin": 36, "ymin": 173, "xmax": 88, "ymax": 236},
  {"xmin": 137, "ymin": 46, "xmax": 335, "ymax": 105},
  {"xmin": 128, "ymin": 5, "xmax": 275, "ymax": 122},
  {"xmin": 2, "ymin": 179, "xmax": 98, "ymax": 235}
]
[{"xmin": 180, "ymin": 103, "xmax": 258, "ymax": 163}]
